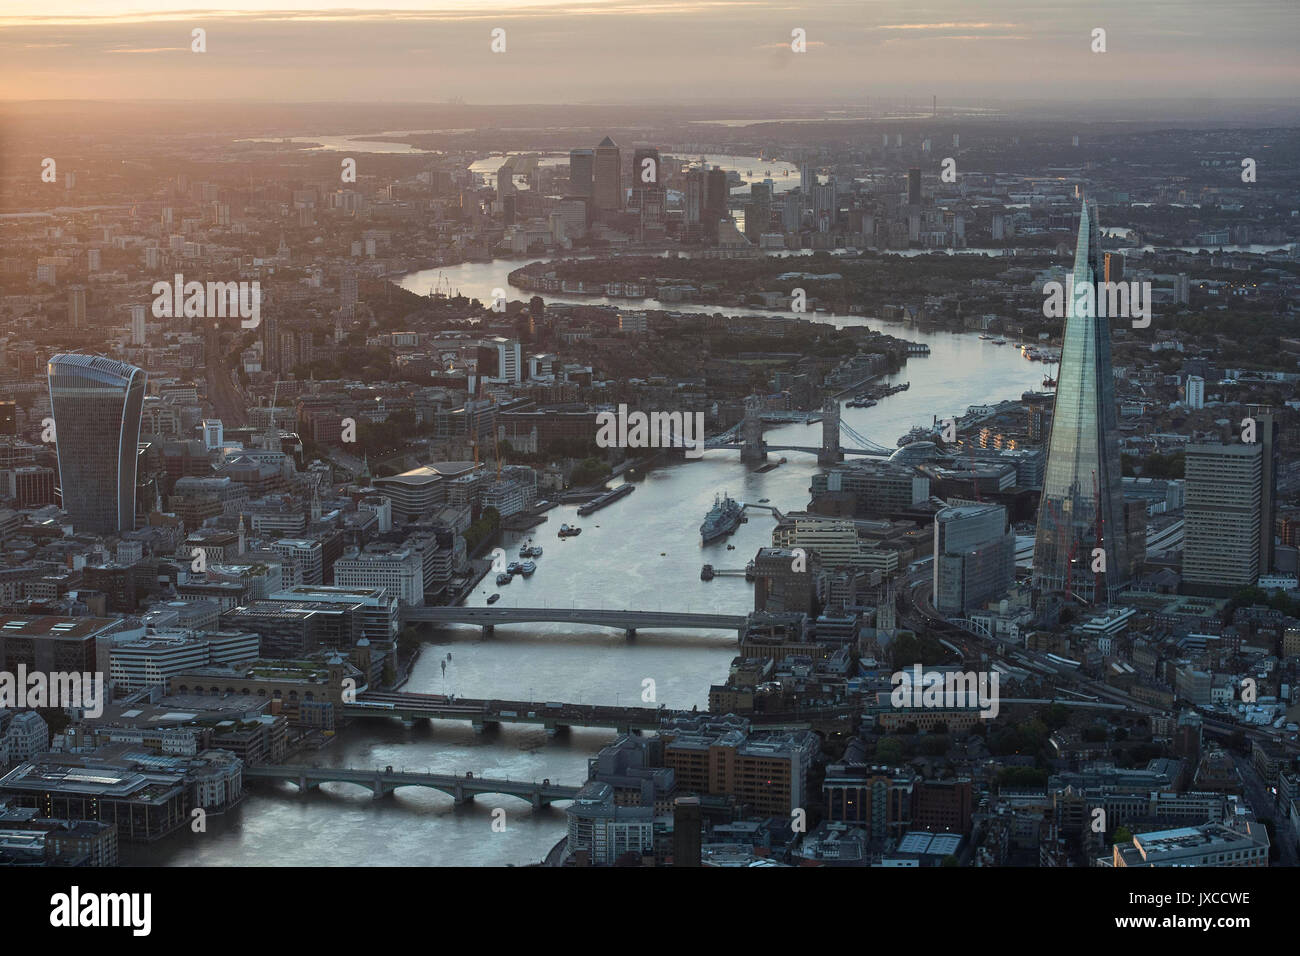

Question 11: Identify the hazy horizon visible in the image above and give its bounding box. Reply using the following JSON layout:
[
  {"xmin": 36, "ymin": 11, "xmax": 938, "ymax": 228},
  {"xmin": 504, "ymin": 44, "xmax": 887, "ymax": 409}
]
[{"xmin": 3, "ymin": 0, "xmax": 1298, "ymax": 104}]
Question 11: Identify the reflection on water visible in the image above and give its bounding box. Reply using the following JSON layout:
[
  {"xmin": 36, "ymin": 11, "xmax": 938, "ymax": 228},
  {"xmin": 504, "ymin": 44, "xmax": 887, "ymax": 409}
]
[{"xmin": 134, "ymin": 259, "xmax": 1049, "ymax": 866}]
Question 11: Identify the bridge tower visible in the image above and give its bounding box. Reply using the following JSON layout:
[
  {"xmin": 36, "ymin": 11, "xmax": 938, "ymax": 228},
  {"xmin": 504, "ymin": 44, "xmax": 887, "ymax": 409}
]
[
  {"xmin": 819, "ymin": 395, "xmax": 842, "ymax": 465},
  {"xmin": 739, "ymin": 395, "xmax": 768, "ymax": 463}
]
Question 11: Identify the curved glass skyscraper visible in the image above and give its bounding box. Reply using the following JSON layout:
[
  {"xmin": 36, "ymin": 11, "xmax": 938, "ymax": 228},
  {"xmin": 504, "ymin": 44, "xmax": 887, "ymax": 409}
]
[
  {"xmin": 1032, "ymin": 201, "xmax": 1130, "ymax": 603},
  {"xmin": 47, "ymin": 354, "xmax": 147, "ymax": 534}
]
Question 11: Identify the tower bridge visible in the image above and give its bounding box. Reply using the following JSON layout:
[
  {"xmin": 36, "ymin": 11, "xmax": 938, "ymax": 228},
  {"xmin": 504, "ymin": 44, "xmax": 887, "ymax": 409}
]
[{"xmin": 722, "ymin": 394, "xmax": 894, "ymax": 464}]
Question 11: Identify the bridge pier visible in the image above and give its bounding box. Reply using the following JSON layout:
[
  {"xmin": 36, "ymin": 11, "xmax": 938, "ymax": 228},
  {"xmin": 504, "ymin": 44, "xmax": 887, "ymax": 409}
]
[
  {"xmin": 818, "ymin": 394, "xmax": 842, "ymax": 465},
  {"xmin": 482, "ymin": 624, "xmax": 494, "ymax": 637},
  {"xmin": 453, "ymin": 783, "xmax": 471, "ymax": 806},
  {"xmin": 625, "ymin": 627, "xmax": 636, "ymax": 639},
  {"xmin": 298, "ymin": 775, "xmax": 309, "ymax": 793},
  {"xmin": 532, "ymin": 791, "xmax": 544, "ymax": 810},
  {"xmin": 472, "ymin": 720, "xmax": 485, "ymax": 735},
  {"xmin": 740, "ymin": 395, "xmax": 768, "ymax": 462},
  {"xmin": 372, "ymin": 776, "xmax": 385, "ymax": 800}
]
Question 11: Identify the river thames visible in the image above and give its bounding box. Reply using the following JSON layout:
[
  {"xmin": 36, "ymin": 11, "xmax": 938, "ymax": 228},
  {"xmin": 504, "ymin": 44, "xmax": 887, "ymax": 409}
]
[{"xmin": 128, "ymin": 258, "xmax": 1049, "ymax": 867}]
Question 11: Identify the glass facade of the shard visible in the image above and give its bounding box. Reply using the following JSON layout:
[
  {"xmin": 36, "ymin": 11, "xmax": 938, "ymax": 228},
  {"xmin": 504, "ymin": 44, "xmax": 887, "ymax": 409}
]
[
  {"xmin": 1032, "ymin": 201, "xmax": 1130, "ymax": 603},
  {"xmin": 48, "ymin": 353, "xmax": 147, "ymax": 534}
]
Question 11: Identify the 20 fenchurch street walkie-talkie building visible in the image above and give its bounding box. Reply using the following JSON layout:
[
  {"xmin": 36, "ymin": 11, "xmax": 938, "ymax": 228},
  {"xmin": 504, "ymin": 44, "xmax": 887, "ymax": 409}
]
[
  {"xmin": 47, "ymin": 354, "xmax": 148, "ymax": 534},
  {"xmin": 1032, "ymin": 200, "xmax": 1130, "ymax": 603}
]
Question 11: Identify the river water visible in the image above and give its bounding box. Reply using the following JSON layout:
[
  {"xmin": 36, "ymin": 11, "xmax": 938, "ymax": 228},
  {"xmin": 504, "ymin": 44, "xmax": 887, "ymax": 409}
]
[{"xmin": 128, "ymin": 259, "xmax": 1049, "ymax": 867}]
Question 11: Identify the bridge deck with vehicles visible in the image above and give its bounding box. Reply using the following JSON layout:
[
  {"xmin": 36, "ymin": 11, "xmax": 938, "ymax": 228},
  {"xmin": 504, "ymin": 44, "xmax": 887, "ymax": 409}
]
[
  {"xmin": 400, "ymin": 604, "xmax": 747, "ymax": 637},
  {"xmin": 346, "ymin": 691, "xmax": 666, "ymax": 734},
  {"xmin": 243, "ymin": 763, "xmax": 580, "ymax": 807},
  {"xmin": 346, "ymin": 692, "xmax": 861, "ymax": 735}
]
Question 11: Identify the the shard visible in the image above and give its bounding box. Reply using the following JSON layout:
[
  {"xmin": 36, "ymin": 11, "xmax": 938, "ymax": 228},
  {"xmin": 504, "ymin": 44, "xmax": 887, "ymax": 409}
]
[{"xmin": 1032, "ymin": 199, "xmax": 1130, "ymax": 603}]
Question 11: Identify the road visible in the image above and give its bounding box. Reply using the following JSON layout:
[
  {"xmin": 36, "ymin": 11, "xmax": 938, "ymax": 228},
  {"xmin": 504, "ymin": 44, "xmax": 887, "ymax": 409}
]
[
  {"xmin": 1231, "ymin": 752, "xmax": 1295, "ymax": 865},
  {"xmin": 206, "ymin": 350, "xmax": 249, "ymax": 426}
]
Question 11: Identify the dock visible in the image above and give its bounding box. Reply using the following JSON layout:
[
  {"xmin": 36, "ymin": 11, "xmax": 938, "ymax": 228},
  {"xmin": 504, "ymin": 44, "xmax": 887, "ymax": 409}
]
[{"xmin": 701, "ymin": 563, "xmax": 755, "ymax": 582}]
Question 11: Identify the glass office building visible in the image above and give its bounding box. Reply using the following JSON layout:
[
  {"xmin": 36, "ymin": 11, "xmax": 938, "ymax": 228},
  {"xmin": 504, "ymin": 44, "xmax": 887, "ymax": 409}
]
[
  {"xmin": 1032, "ymin": 201, "xmax": 1130, "ymax": 602},
  {"xmin": 47, "ymin": 354, "xmax": 147, "ymax": 534}
]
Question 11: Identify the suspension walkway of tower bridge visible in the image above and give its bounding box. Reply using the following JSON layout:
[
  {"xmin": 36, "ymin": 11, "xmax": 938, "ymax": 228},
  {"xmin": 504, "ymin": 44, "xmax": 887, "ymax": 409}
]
[{"xmin": 679, "ymin": 399, "xmax": 896, "ymax": 464}]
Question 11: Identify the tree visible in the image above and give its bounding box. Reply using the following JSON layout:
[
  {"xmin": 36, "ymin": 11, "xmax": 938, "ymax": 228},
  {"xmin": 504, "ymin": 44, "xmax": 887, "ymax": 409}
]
[
  {"xmin": 876, "ymin": 737, "xmax": 904, "ymax": 764},
  {"xmin": 1112, "ymin": 825, "xmax": 1133, "ymax": 845},
  {"xmin": 920, "ymin": 734, "xmax": 950, "ymax": 756},
  {"xmin": 570, "ymin": 457, "xmax": 611, "ymax": 488}
]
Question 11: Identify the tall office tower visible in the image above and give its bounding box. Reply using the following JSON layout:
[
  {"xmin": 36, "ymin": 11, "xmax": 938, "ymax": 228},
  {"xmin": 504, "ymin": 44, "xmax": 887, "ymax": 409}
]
[
  {"xmin": 340, "ymin": 270, "xmax": 358, "ymax": 319},
  {"xmin": 1183, "ymin": 442, "xmax": 1263, "ymax": 592},
  {"xmin": 1033, "ymin": 200, "xmax": 1130, "ymax": 602},
  {"xmin": 814, "ymin": 181, "xmax": 837, "ymax": 224},
  {"xmin": 744, "ymin": 179, "xmax": 772, "ymax": 240},
  {"xmin": 47, "ymin": 354, "xmax": 147, "ymax": 534},
  {"xmin": 261, "ymin": 314, "xmax": 279, "ymax": 374},
  {"xmin": 703, "ymin": 166, "xmax": 729, "ymax": 241},
  {"xmin": 1185, "ymin": 375, "xmax": 1205, "ymax": 409},
  {"xmin": 592, "ymin": 136, "xmax": 622, "ymax": 212},
  {"xmin": 494, "ymin": 339, "xmax": 522, "ymax": 384},
  {"xmin": 496, "ymin": 159, "xmax": 516, "ymax": 198},
  {"xmin": 568, "ymin": 148, "xmax": 594, "ymax": 198},
  {"xmin": 1176, "ymin": 273, "xmax": 1191, "ymax": 305},
  {"xmin": 782, "ymin": 190, "xmax": 802, "ymax": 232},
  {"xmin": 630, "ymin": 147, "xmax": 664, "ymax": 232},
  {"xmin": 934, "ymin": 504, "xmax": 1015, "ymax": 614},
  {"xmin": 67, "ymin": 285, "xmax": 86, "ymax": 329},
  {"xmin": 907, "ymin": 167, "xmax": 922, "ymax": 206},
  {"xmin": 1257, "ymin": 410, "xmax": 1278, "ymax": 575},
  {"xmin": 684, "ymin": 169, "xmax": 704, "ymax": 229},
  {"xmin": 130, "ymin": 303, "xmax": 147, "ymax": 345},
  {"xmin": 800, "ymin": 162, "xmax": 815, "ymax": 192}
]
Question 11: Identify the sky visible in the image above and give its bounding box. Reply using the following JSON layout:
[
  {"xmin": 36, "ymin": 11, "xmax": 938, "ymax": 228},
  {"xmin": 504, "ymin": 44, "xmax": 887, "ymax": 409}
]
[{"xmin": 2, "ymin": 0, "xmax": 1298, "ymax": 104}]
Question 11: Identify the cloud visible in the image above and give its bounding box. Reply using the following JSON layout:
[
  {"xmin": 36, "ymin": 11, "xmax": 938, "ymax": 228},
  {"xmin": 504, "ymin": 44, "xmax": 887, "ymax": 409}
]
[{"xmin": 876, "ymin": 22, "xmax": 1020, "ymax": 31}]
